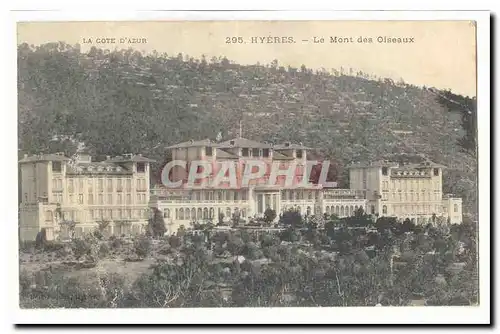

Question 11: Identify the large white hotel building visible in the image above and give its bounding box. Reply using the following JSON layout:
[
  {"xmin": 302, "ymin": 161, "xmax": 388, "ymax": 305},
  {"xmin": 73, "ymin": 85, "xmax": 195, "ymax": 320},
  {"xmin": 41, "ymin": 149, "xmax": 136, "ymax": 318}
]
[{"xmin": 19, "ymin": 137, "xmax": 463, "ymax": 241}]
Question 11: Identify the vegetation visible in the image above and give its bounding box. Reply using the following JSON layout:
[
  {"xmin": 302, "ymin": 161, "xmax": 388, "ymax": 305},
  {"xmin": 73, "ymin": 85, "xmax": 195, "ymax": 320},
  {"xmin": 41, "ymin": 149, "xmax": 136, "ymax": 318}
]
[
  {"xmin": 19, "ymin": 212, "xmax": 478, "ymax": 308},
  {"xmin": 18, "ymin": 43, "xmax": 477, "ymax": 215}
]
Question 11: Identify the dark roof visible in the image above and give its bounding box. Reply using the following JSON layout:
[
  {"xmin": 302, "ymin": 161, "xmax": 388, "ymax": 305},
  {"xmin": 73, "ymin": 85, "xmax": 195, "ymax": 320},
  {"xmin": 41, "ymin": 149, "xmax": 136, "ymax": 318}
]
[
  {"xmin": 19, "ymin": 153, "xmax": 71, "ymax": 164},
  {"xmin": 216, "ymin": 149, "xmax": 239, "ymax": 159},
  {"xmin": 347, "ymin": 160, "xmax": 447, "ymax": 169},
  {"xmin": 107, "ymin": 154, "xmax": 156, "ymax": 163},
  {"xmin": 272, "ymin": 151, "xmax": 294, "ymax": 160},
  {"xmin": 167, "ymin": 138, "xmax": 215, "ymax": 149},
  {"xmin": 218, "ymin": 137, "xmax": 271, "ymax": 149},
  {"xmin": 66, "ymin": 162, "xmax": 133, "ymax": 175},
  {"xmin": 273, "ymin": 142, "xmax": 311, "ymax": 150}
]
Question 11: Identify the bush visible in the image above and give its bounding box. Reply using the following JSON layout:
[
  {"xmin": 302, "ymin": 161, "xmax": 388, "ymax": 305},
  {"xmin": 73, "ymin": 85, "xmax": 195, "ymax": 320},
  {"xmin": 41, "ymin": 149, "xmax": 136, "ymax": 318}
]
[
  {"xmin": 111, "ymin": 237, "xmax": 122, "ymax": 250},
  {"xmin": 134, "ymin": 237, "xmax": 151, "ymax": 260},
  {"xmin": 43, "ymin": 241, "xmax": 65, "ymax": 253},
  {"xmin": 71, "ymin": 239, "xmax": 91, "ymax": 261},
  {"xmin": 99, "ymin": 243, "xmax": 110, "ymax": 259}
]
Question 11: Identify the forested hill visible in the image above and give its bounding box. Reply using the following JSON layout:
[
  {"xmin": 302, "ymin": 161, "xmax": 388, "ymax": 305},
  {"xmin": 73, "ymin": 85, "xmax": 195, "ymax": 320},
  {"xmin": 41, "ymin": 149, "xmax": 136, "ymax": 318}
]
[{"xmin": 17, "ymin": 42, "xmax": 477, "ymax": 215}]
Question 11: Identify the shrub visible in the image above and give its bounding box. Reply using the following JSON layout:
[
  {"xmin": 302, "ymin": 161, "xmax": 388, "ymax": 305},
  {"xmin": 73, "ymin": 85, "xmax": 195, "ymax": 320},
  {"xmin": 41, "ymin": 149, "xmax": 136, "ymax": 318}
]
[
  {"xmin": 111, "ymin": 237, "xmax": 122, "ymax": 250},
  {"xmin": 71, "ymin": 239, "xmax": 91, "ymax": 261},
  {"xmin": 134, "ymin": 237, "xmax": 151, "ymax": 260},
  {"xmin": 99, "ymin": 243, "xmax": 110, "ymax": 259}
]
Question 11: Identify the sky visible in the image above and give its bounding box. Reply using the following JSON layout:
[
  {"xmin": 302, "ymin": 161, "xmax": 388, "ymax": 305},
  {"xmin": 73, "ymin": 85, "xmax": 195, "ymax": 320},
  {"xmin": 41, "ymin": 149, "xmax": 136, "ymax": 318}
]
[{"xmin": 17, "ymin": 21, "xmax": 477, "ymax": 97}]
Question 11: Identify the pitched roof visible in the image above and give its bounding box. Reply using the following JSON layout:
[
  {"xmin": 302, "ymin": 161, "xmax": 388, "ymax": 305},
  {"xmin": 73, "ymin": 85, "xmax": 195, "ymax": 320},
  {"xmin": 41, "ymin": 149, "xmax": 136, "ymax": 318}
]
[
  {"xmin": 272, "ymin": 151, "xmax": 294, "ymax": 160},
  {"xmin": 273, "ymin": 142, "xmax": 312, "ymax": 150},
  {"xmin": 66, "ymin": 162, "xmax": 133, "ymax": 175},
  {"xmin": 19, "ymin": 153, "xmax": 71, "ymax": 164},
  {"xmin": 107, "ymin": 154, "xmax": 156, "ymax": 163},
  {"xmin": 216, "ymin": 149, "xmax": 239, "ymax": 159},
  {"xmin": 167, "ymin": 138, "xmax": 215, "ymax": 149},
  {"xmin": 218, "ymin": 137, "xmax": 271, "ymax": 149}
]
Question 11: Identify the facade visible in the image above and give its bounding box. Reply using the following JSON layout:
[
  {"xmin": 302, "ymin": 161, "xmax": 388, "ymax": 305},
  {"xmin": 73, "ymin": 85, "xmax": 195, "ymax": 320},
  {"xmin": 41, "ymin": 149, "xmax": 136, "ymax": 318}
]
[
  {"xmin": 151, "ymin": 137, "xmax": 367, "ymax": 234},
  {"xmin": 151, "ymin": 138, "xmax": 463, "ymax": 235},
  {"xmin": 19, "ymin": 139, "xmax": 463, "ymax": 240},
  {"xmin": 19, "ymin": 152, "xmax": 154, "ymax": 241},
  {"xmin": 348, "ymin": 161, "xmax": 463, "ymax": 225}
]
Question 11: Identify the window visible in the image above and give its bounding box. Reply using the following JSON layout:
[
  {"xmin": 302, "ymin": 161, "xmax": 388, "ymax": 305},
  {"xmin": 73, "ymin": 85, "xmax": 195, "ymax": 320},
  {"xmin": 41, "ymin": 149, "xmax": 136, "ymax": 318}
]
[
  {"xmin": 107, "ymin": 194, "xmax": 113, "ymax": 204},
  {"xmin": 137, "ymin": 162, "xmax": 146, "ymax": 173},
  {"xmin": 68, "ymin": 179, "xmax": 74, "ymax": 193},
  {"xmin": 88, "ymin": 179, "xmax": 93, "ymax": 192},
  {"xmin": 371, "ymin": 205, "xmax": 375, "ymax": 214},
  {"xmin": 126, "ymin": 194, "xmax": 131, "ymax": 204},
  {"xmin": 454, "ymin": 204, "xmax": 458, "ymax": 213},
  {"xmin": 382, "ymin": 167, "xmax": 388, "ymax": 176},
  {"xmin": 117, "ymin": 194, "xmax": 122, "ymax": 204},
  {"xmin": 126, "ymin": 179, "xmax": 131, "ymax": 191},
  {"xmin": 434, "ymin": 168, "xmax": 439, "ymax": 176},
  {"xmin": 263, "ymin": 148, "xmax": 269, "ymax": 157},
  {"xmin": 242, "ymin": 148, "xmax": 249, "ymax": 157},
  {"xmin": 296, "ymin": 150, "xmax": 303, "ymax": 158},
  {"xmin": 24, "ymin": 193, "xmax": 28, "ymax": 202},
  {"xmin": 98, "ymin": 194, "xmax": 103, "ymax": 204},
  {"xmin": 78, "ymin": 194, "xmax": 84, "ymax": 204},
  {"xmin": 205, "ymin": 147, "xmax": 213, "ymax": 157},
  {"xmin": 69, "ymin": 194, "xmax": 74, "ymax": 204},
  {"xmin": 107, "ymin": 179, "xmax": 113, "ymax": 191},
  {"xmin": 382, "ymin": 205, "xmax": 387, "ymax": 214},
  {"xmin": 52, "ymin": 161, "xmax": 62, "ymax": 172},
  {"xmin": 252, "ymin": 148, "xmax": 260, "ymax": 157},
  {"xmin": 88, "ymin": 194, "xmax": 93, "ymax": 205},
  {"xmin": 117, "ymin": 179, "xmax": 122, "ymax": 190},
  {"xmin": 98, "ymin": 179, "xmax": 103, "ymax": 191}
]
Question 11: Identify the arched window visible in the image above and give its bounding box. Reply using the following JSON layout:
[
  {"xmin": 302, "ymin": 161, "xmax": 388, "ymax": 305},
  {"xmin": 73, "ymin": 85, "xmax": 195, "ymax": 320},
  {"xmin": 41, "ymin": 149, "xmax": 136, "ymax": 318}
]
[
  {"xmin": 209, "ymin": 208, "xmax": 215, "ymax": 219},
  {"xmin": 203, "ymin": 208, "xmax": 208, "ymax": 219},
  {"xmin": 306, "ymin": 206, "xmax": 312, "ymax": 216},
  {"xmin": 350, "ymin": 206, "xmax": 354, "ymax": 216},
  {"xmin": 197, "ymin": 208, "xmax": 202, "ymax": 219},
  {"xmin": 241, "ymin": 209, "xmax": 246, "ymax": 218},
  {"xmin": 179, "ymin": 208, "xmax": 184, "ymax": 220},
  {"xmin": 335, "ymin": 206, "xmax": 340, "ymax": 215},
  {"xmin": 325, "ymin": 206, "xmax": 331, "ymax": 214},
  {"xmin": 164, "ymin": 209, "xmax": 170, "ymax": 218},
  {"xmin": 226, "ymin": 207, "xmax": 231, "ymax": 218},
  {"xmin": 340, "ymin": 206, "xmax": 345, "ymax": 216},
  {"xmin": 382, "ymin": 205, "xmax": 387, "ymax": 214},
  {"xmin": 308, "ymin": 192, "xmax": 313, "ymax": 200},
  {"xmin": 191, "ymin": 208, "xmax": 196, "ymax": 220},
  {"xmin": 185, "ymin": 208, "xmax": 190, "ymax": 220}
]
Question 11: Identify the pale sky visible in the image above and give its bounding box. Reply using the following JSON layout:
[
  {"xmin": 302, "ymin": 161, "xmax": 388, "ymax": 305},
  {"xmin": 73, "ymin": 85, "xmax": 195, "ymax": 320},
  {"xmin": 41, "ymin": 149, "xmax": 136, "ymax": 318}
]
[{"xmin": 18, "ymin": 21, "xmax": 477, "ymax": 97}]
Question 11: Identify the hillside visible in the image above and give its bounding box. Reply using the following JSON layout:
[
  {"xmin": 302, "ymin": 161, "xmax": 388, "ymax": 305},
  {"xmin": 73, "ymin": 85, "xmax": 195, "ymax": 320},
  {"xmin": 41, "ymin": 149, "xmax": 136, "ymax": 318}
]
[{"xmin": 17, "ymin": 42, "xmax": 478, "ymax": 215}]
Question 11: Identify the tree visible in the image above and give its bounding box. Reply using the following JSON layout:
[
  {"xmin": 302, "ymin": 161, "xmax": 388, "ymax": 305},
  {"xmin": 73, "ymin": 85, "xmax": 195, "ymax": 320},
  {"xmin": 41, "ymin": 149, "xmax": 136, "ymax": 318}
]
[
  {"xmin": 148, "ymin": 208, "xmax": 166, "ymax": 237},
  {"xmin": 71, "ymin": 238, "xmax": 91, "ymax": 261},
  {"xmin": 217, "ymin": 212, "xmax": 224, "ymax": 225},
  {"xmin": 263, "ymin": 208, "xmax": 277, "ymax": 225},
  {"xmin": 280, "ymin": 209, "xmax": 303, "ymax": 228},
  {"xmin": 134, "ymin": 236, "xmax": 151, "ymax": 260},
  {"xmin": 96, "ymin": 220, "xmax": 110, "ymax": 235}
]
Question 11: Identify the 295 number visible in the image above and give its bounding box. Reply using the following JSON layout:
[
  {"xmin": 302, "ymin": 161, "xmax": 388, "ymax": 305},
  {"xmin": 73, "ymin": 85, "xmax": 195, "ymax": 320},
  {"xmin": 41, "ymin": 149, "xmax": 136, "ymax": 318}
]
[{"xmin": 225, "ymin": 37, "xmax": 244, "ymax": 44}]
